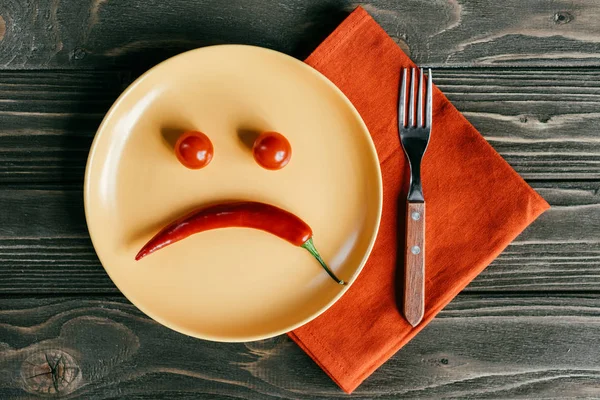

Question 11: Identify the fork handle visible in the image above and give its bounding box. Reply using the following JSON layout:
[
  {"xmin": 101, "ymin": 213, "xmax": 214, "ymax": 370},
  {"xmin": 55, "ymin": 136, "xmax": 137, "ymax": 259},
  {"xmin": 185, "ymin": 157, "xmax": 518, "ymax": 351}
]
[{"xmin": 403, "ymin": 201, "xmax": 425, "ymax": 327}]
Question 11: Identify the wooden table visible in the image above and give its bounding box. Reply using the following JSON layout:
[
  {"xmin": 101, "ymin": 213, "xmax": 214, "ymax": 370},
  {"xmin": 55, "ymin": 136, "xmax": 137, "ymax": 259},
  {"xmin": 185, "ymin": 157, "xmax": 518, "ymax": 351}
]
[{"xmin": 1, "ymin": 1, "xmax": 599, "ymax": 398}]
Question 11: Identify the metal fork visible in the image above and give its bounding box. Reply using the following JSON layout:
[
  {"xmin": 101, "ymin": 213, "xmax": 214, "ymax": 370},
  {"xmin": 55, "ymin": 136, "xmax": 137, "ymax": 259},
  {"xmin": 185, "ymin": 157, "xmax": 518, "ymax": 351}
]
[{"xmin": 398, "ymin": 67, "xmax": 432, "ymax": 327}]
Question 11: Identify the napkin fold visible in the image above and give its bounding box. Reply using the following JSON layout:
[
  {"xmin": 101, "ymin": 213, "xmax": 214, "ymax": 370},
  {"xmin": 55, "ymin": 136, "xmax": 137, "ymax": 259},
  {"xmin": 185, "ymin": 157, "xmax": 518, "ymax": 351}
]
[{"xmin": 289, "ymin": 6, "xmax": 550, "ymax": 394}]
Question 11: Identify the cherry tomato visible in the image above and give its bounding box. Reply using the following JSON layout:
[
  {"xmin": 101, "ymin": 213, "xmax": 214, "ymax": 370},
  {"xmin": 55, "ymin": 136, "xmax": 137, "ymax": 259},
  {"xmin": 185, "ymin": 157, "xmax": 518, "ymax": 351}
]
[
  {"xmin": 252, "ymin": 131, "xmax": 291, "ymax": 170},
  {"xmin": 175, "ymin": 131, "xmax": 214, "ymax": 169}
]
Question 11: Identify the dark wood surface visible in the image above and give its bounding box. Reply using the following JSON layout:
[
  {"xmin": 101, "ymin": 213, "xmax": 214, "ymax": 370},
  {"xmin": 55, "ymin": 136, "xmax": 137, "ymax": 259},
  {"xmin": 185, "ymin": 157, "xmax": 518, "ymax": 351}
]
[
  {"xmin": 1, "ymin": 1, "xmax": 599, "ymax": 398},
  {"xmin": 2, "ymin": 69, "xmax": 600, "ymax": 184},
  {"xmin": 0, "ymin": 181, "xmax": 596, "ymax": 295},
  {"xmin": 3, "ymin": 295, "xmax": 600, "ymax": 399},
  {"xmin": 3, "ymin": 0, "xmax": 600, "ymax": 69}
]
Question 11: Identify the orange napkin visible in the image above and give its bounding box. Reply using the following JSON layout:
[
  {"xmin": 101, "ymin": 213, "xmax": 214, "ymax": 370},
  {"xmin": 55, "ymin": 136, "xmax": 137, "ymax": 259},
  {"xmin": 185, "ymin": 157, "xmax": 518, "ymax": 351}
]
[{"xmin": 289, "ymin": 6, "xmax": 550, "ymax": 394}]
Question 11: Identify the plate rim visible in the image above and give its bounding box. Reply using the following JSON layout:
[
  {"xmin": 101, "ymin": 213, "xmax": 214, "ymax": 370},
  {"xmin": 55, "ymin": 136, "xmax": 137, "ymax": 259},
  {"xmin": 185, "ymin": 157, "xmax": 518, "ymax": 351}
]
[{"xmin": 84, "ymin": 44, "xmax": 383, "ymax": 342}]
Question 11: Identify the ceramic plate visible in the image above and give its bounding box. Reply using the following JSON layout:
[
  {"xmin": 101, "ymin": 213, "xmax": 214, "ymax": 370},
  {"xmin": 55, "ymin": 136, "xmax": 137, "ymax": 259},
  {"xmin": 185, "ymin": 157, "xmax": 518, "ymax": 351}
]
[{"xmin": 84, "ymin": 45, "xmax": 382, "ymax": 342}]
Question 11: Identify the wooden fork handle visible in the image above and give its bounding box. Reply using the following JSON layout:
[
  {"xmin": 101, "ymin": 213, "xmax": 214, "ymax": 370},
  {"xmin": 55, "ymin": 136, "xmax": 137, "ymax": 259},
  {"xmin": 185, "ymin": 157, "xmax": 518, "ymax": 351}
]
[{"xmin": 403, "ymin": 201, "xmax": 425, "ymax": 327}]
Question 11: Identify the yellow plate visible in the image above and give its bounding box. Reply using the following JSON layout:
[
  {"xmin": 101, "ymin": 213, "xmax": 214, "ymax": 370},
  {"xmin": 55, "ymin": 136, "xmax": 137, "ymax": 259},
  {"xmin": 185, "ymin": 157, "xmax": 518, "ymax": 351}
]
[{"xmin": 84, "ymin": 45, "xmax": 382, "ymax": 342}]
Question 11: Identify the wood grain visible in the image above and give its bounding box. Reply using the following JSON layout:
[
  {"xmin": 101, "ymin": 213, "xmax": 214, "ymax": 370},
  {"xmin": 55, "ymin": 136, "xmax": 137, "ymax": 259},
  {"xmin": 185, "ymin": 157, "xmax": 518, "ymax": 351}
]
[
  {"xmin": 1, "ymin": 69, "xmax": 599, "ymax": 183},
  {"xmin": 0, "ymin": 0, "xmax": 598, "ymax": 397},
  {"xmin": 2, "ymin": 0, "xmax": 600, "ymax": 69},
  {"xmin": 403, "ymin": 202, "xmax": 425, "ymax": 326},
  {"xmin": 0, "ymin": 71, "xmax": 127, "ymax": 183},
  {"xmin": 0, "ymin": 181, "xmax": 596, "ymax": 294},
  {"xmin": 436, "ymin": 69, "xmax": 600, "ymax": 180},
  {"xmin": 1, "ymin": 294, "xmax": 600, "ymax": 398}
]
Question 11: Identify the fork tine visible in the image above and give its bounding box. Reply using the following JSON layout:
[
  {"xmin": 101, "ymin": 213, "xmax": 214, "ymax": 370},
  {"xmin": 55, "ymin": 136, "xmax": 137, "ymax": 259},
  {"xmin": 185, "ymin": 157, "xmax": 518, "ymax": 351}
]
[
  {"xmin": 426, "ymin": 68, "xmax": 432, "ymax": 128},
  {"xmin": 399, "ymin": 68, "xmax": 407, "ymax": 128},
  {"xmin": 417, "ymin": 68, "xmax": 424, "ymax": 127},
  {"xmin": 408, "ymin": 68, "xmax": 416, "ymax": 127}
]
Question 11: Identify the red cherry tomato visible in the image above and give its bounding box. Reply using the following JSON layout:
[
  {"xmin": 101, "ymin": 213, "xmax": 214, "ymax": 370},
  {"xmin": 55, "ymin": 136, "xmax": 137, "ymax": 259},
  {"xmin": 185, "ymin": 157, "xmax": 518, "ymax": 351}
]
[
  {"xmin": 252, "ymin": 131, "xmax": 291, "ymax": 170},
  {"xmin": 175, "ymin": 131, "xmax": 214, "ymax": 169}
]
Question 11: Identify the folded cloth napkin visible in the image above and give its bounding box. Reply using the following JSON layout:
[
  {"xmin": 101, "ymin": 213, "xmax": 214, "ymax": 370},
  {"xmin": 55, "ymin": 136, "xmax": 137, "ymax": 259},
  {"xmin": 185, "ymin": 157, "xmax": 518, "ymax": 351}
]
[{"xmin": 288, "ymin": 6, "xmax": 550, "ymax": 394}]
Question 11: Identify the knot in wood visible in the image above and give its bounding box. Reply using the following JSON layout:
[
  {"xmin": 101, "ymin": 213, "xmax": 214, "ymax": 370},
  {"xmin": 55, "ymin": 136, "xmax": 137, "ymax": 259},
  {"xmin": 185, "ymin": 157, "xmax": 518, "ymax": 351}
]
[
  {"xmin": 553, "ymin": 11, "xmax": 573, "ymax": 24},
  {"xmin": 21, "ymin": 349, "xmax": 82, "ymax": 396},
  {"xmin": 72, "ymin": 48, "xmax": 86, "ymax": 60}
]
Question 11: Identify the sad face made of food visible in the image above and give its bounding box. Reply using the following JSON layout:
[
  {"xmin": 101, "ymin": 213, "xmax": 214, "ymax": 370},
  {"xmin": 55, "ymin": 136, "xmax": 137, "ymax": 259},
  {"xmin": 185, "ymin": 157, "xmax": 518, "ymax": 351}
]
[{"xmin": 135, "ymin": 130, "xmax": 346, "ymax": 285}]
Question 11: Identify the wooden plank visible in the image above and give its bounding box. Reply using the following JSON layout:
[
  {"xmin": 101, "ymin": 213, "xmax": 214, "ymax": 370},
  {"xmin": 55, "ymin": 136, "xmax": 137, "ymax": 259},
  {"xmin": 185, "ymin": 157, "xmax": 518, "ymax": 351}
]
[
  {"xmin": 0, "ymin": 181, "xmax": 597, "ymax": 294},
  {"xmin": 0, "ymin": 69, "xmax": 599, "ymax": 182},
  {"xmin": 2, "ymin": 0, "xmax": 600, "ymax": 69},
  {"xmin": 0, "ymin": 71, "xmax": 126, "ymax": 184},
  {"xmin": 1, "ymin": 294, "xmax": 599, "ymax": 398},
  {"xmin": 437, "ymin": 69, "xmax": 600, "ymax": 180}
]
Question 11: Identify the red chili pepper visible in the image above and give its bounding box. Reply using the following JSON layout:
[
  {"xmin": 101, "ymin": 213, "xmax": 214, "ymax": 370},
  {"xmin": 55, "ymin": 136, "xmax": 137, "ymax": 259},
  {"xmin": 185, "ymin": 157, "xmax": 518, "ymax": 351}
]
[{"xmin": 135, "ymin": 201, "xmax": 346, "ymax": 285}]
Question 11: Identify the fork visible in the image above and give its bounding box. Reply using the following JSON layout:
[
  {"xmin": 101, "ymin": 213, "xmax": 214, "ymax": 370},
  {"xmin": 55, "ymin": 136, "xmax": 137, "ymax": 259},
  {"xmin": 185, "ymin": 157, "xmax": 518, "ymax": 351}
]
[{"xmin": 398, "ymin": 67, "xmax": 432, "ymax": 327}]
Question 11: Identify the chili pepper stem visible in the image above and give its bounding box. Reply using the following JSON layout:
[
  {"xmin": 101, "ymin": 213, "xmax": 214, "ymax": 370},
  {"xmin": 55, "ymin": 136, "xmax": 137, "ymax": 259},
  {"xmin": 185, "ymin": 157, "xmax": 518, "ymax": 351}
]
[{"xmin": 301, "ymin": 238, "xmax": 346, "ymax": 285}]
